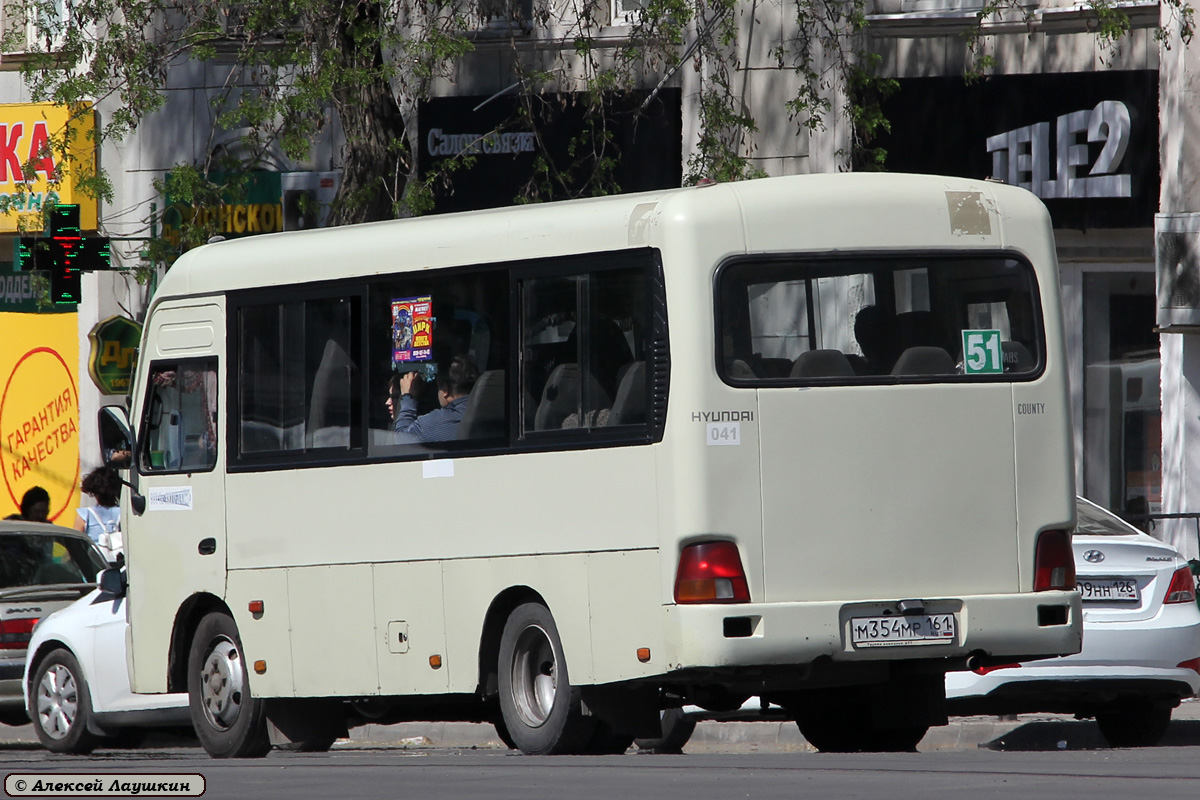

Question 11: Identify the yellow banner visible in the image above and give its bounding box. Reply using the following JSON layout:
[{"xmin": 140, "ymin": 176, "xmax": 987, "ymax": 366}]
[
  {"xmin": 0, "ymin": 313, "xmax": 80, "ymax": 523},
  {"xmin": 0, "ymin": 102, "xmax": 97, "ymax": 233}
]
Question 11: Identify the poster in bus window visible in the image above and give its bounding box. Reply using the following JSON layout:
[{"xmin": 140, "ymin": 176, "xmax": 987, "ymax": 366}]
[{"xmin": 392, "ymin": 296, "xmax": 433, "ymax": 364}]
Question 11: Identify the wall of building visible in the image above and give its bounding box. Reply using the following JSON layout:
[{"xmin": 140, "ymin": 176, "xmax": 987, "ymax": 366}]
[
  {"xmin": 1156, "ymin": 2, "xmax": 1200, "ymax": 557},
  {"xmin": 866, "ymin": 0, "xmax": 1175, "ymax": 542}
]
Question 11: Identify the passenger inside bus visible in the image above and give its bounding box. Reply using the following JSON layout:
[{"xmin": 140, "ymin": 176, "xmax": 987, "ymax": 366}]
[
  {"xmin": 390, "ymin": 355, "xmax": 480, "ymax": 443},
  {"xmin": 848, "ymin": 305, "xmax": 897, "ymax": 375}
]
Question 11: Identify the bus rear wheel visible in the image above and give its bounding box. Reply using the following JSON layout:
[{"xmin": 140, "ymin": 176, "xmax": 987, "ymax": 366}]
[
  {"xmin": 635, "ymin": 708, "xmax": 698, "ymax": 754},
  {"xmin": 187, "ymin": 612, "xmax": 270, "ymax": 759},
  {"xmin": 791, "ymin": 688, "xmax": 929, "ymax": 753},
  {"xmin": 497, "ymin": 602, "xmax": 595, "ymax": 754}
]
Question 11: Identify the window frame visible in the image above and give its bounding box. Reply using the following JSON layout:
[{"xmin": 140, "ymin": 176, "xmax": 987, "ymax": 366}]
[
  {"xmin": 227, "ymin": 282, "xmax": 366, "ymax": 471},
  {"xmin": 714, "ymin": 249, "xmax": 1047, "ymax": 388},
  {"xmin": 514, "ymin": 250, "xmax": 663, "ymax": 447},
  {"xmin": 135, "ymin": 356, "xmax": 221, "ymax": 477},
  {"xmin": 225, "ymin": 247, "xmax": 668, "ymax": 473}
]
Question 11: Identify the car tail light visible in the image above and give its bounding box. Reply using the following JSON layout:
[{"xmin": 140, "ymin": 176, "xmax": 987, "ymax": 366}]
[
  {"xmin": 1165, "ymin": 566, "xmax": 1197, "ymax": 604},
  {"xmin": 0, "ymin": 617, "xmax": 38, "ymax": 650},
  {"xmin": 1178, "ymin": 658, "xmax": 1200, "ymax": 675},
  {"xmin": 675, "ymin": 542, "xmax": 750, "ymax": 604},
  {"xmin": 1034, "ymin": 530, "xmax": 1075, "ymax": 591}
]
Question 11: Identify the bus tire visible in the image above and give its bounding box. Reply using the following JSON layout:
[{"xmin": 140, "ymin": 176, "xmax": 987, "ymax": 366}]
[
  {"xmin": 635, "ymin": 708, "xmax": 697, "ymax": 754},
  {"xmin": 585, "ymin": 719, "xmax": 635, "ymax": 754},
  {"xmin": 491, "ymin": 714, "xmax": 518, "ymax": 750},
  {"xmin": 497, "ymin": 602, "xmax": 595, "ymax": 754},
  {"xmin": 188, "ymin": 612, "xmax": 271, "ymax": 759},
  {"xmin": 794, "ymin": 708, "xmax": 927, "ymax": 753}
]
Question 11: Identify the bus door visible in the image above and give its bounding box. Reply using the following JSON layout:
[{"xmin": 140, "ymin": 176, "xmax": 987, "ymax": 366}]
[{"xmin": 127, "ymin": 302, "xmax": 226, "ymax": 690}]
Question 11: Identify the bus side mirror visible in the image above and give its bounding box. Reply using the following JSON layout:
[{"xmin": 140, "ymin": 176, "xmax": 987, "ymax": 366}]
[
  {"xmin": 99, "ymin": 406, "xmax": 147, "ymax": 516},
  {"xmin": 98, "ymin": 406, "xmax": 134, "ymax": 471}
]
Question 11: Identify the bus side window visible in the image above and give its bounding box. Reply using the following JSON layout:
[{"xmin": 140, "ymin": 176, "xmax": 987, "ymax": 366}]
[
  {"xmin": 140, "ymin": 360, "xmax": 218, "ymax": 473},
  {"xmin": 366, "ymin": 269, "xmax": 509, "ymax": 453},
  {"xmin": 521, "ymin": 266, "xmax": 646, "ymax": 432},
  {"xmin": 237, "ymin": 296, "xmax": 359, "ymax": 456}
]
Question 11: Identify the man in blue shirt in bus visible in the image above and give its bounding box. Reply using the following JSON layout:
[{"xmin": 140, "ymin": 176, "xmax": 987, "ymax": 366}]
[{"xmin": 393, "ymin": 355, "xmax": 479, "ymax": 443}]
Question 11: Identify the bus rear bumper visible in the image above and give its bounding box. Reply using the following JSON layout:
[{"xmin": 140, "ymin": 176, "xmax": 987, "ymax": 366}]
[{"xmin": 662, "ymin": 590, "xmax": 1082, "ymax": 671}]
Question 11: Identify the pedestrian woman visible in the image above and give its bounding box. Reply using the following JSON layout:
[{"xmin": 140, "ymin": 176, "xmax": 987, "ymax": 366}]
[{"xmin": 74, "ymin": 466, "xmax": 121, "ymax": 560}]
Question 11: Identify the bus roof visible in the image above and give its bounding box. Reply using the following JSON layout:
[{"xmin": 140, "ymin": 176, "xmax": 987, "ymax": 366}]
[{"xmin": 154, "ymin": 173, "xmax": 1052, "ymax": 302}]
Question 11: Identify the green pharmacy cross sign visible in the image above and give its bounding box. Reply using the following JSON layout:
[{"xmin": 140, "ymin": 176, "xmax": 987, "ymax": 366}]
[{"xmin": 88, "ymin": 315, "xmax": 141, "ymax": 395}]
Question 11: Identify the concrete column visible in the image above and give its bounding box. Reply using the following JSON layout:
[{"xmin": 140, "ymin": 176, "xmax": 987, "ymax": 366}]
[{"xmin": 1156, "ymin": 11, "xmax": 1200, "ymax": 556}]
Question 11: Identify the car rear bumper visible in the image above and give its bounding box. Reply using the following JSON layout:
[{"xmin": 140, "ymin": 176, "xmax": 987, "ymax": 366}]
[
  {"xmin": 663, "ymin": 590, "xmax": 1082, "ymax": 672},
  {"xmin": 945, "ymin": 671, "xmax": 1198, "ymax": 716},
  {"xmin": 945, "ymin": 601, "xmax": 1200, "ymax": 712}
]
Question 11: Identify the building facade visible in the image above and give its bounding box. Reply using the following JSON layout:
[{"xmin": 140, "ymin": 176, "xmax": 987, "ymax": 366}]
[
  {"xmin": 0, "ymin": 0, "xmax": 1194, "ymax": 545},
  {"xmin": 864, "ymin": 0, "xmax": 1200, "ymax": 554}
]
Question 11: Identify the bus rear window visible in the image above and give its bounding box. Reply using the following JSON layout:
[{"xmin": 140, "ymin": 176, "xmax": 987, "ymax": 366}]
[{"xmin": 717, "ymin": 255, "xmax": 1043, "ymax": 383}]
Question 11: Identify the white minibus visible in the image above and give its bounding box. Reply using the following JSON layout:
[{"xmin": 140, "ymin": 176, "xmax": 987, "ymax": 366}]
[{"xmin": 97, "ymin": 173, "xmax": 1080, "ymax": 756}]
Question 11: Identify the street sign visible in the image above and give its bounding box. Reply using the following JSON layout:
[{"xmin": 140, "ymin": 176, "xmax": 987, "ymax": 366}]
[{"xmin": 87, "ymin": 315, "xmax": 141, "ymax": 395}]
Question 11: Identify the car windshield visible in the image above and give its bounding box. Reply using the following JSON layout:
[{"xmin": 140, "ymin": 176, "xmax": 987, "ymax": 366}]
[
  {"xmin": 1075, "ymin": 500, "xmax": 1138, "ymax": 537},
  {"xmin": 0, "ymin": 532, "xmax": 107, "ymax": 588}
]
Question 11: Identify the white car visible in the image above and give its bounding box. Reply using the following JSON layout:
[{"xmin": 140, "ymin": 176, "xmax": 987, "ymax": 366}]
[
  {"xmin": 945, "ymin": 496, "xmax": 1200, "ymax": 747},
  {"xmin": 23, "ymin": 569, "xmax": 190, "ymax": 753}
]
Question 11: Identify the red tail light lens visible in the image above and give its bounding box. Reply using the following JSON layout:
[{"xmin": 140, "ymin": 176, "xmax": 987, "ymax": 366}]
[
  {"xmin": 675, "ymin": 542, "xmax": 750, "ymax": 604},
  {"xmin": 1178, "ymin": 658, "xmax": 1200, "ymax": 675},
  {"xmin": 1034, "ymin": 530, "xmax": 1075, "ymax": 591},
  {"xmin": 0, "ymin": 617, "xmax": 38, "ymax": 650},
  {"xmin": 1165, "ymin": 566, "xmax": 1197, "ymax": 604}
]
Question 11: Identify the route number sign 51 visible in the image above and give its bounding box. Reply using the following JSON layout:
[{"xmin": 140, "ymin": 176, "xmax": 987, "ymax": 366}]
[{"xmin": 962, "ymin": 329, "xmax": 1003, "ymax": 375}]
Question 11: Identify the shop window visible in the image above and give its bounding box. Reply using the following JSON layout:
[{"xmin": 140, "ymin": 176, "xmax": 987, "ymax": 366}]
[
  {"xmin": 893, "ymin": 0, "xmax": 986, "ymax": 13},
  {"xmin": 478, "ymin": 0, "xmax": 533, "ymax": 31},
  {"xmin": 2, "ymin": 0, "xmax": 68, "ymax": 56},
  {"xmin": 611, "ymin": 0, "xmax": 648, "ymax": 24},
  {"xmin": 139, "ymin": 359, "xmax": 219, "ymax": 473},
  {"xmin": 236, "ymin": 296, "xmax": 359, "ymax": 455},
  {"xmin": 1082, "ymin": 272, "xmax": 1160, "ymax": 517}
]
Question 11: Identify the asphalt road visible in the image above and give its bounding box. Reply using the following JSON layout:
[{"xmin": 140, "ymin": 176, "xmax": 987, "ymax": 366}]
[{"xmin": 4, "ymin": 739, "xmax": 1200, "ymax": 800}]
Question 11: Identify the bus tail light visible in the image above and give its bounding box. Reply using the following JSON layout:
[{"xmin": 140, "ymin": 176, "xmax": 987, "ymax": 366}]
[
  {"xmin": 675, "ymin": 542, "xmax": 750, "ymax": 604},
  {"xmin": 1033, "ymin": 530, "xmax": 1075, "ymax": 591},
  {"xmin": 0, "ymin": 617, "xmax": 38, "ymax": 651},
  {"xmin": 1165, "ymin": 566, "xmax": 1197, "ymax": 604}
]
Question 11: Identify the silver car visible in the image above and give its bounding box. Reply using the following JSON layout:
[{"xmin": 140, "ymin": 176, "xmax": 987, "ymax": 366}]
[{"xmin": 1, "ymin": 521, "xmax": 110, "ymax": 726}]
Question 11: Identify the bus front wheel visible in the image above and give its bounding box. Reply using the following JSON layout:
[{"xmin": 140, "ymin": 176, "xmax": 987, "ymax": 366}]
[
  {"xmin": 497, "ymin": 602, "xmax": 595, "ymax": 754},
  {"xmin": 187, "ymin": 612, "xmax": 271, "ymax": 758}
]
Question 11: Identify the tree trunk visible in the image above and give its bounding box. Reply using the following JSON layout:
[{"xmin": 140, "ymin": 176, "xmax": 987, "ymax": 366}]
[{"xmin": 327, "ymin": 0, "xmax": 408, "ymax": 226}]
